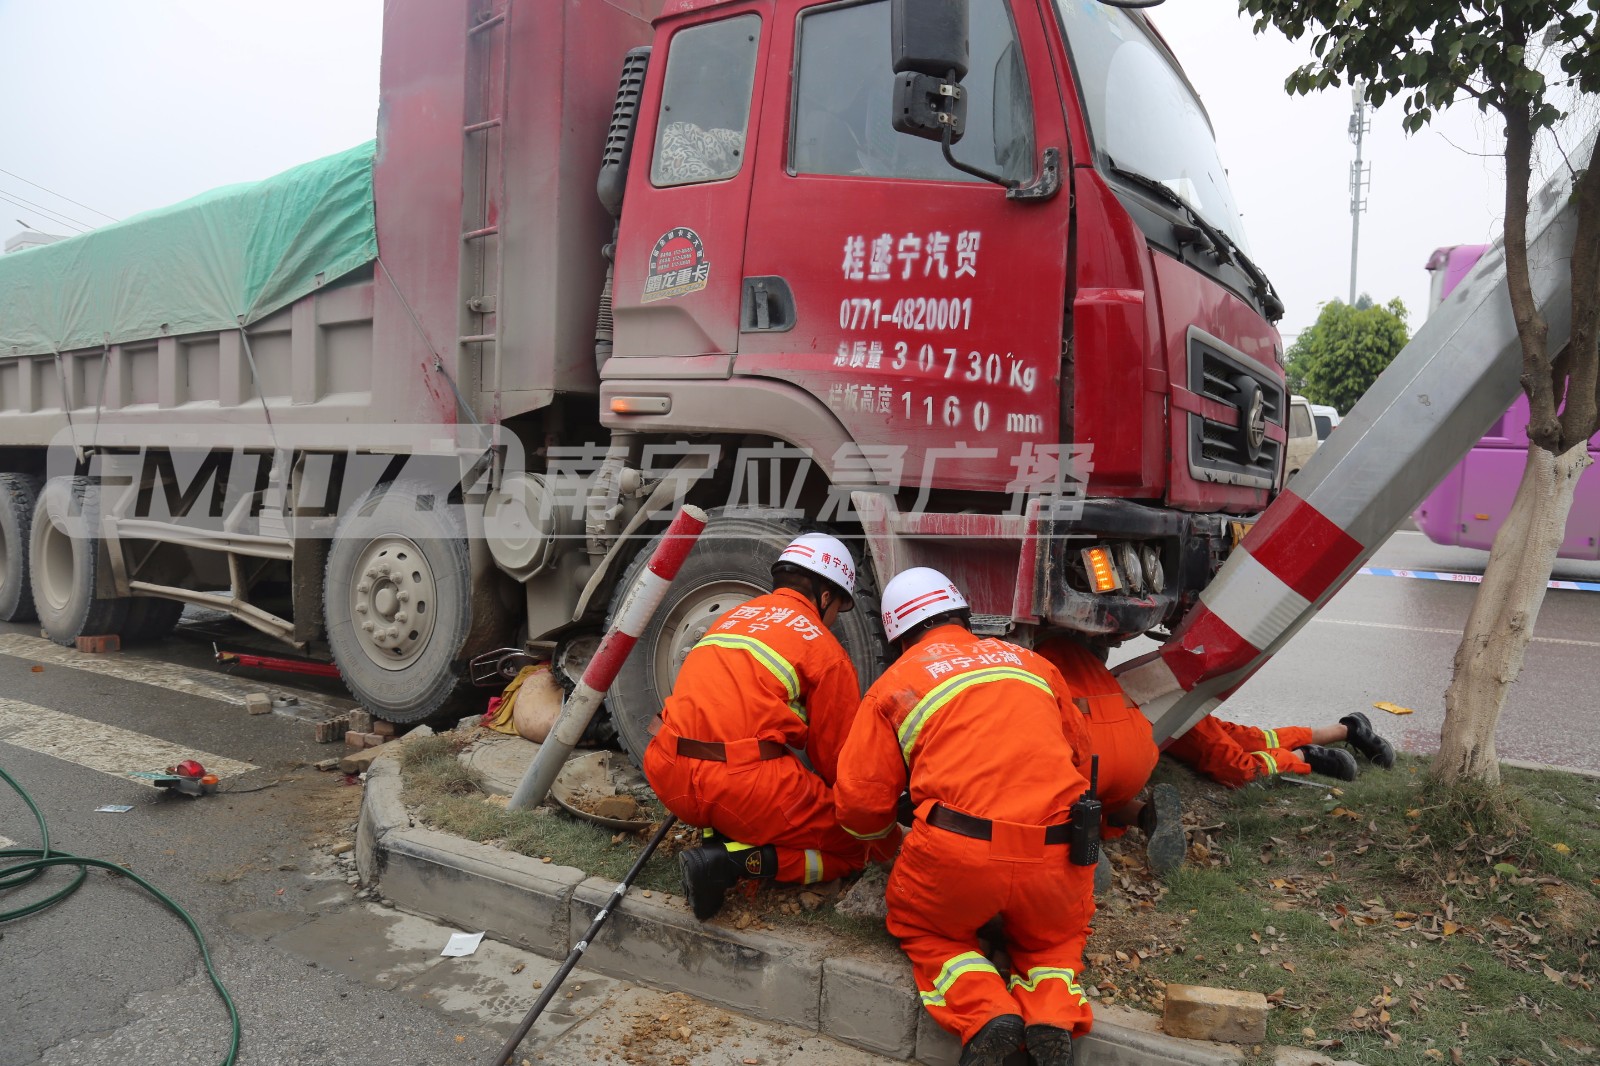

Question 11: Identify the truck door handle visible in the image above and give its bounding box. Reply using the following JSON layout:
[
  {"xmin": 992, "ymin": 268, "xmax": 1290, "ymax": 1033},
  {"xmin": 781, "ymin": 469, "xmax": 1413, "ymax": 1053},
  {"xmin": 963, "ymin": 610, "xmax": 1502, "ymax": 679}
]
[{"xmin": 741, "ymin": 276, "xmax": 796, "ymax": 333}]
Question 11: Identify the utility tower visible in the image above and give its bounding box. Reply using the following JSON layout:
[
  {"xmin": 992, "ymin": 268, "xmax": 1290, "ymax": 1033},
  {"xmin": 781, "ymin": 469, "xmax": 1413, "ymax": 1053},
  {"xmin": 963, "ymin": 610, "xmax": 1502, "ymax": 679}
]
[{"xmin": 1348, "ymin": 80, "xmax": 1372, "ymax": 304}]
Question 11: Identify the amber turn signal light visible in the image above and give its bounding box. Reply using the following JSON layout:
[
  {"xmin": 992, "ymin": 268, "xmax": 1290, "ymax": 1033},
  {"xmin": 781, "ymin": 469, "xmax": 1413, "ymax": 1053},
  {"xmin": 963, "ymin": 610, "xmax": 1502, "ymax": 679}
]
[{"xmin": 1081, "ymin": 546, "xmax": 1121, "ymax": 594}]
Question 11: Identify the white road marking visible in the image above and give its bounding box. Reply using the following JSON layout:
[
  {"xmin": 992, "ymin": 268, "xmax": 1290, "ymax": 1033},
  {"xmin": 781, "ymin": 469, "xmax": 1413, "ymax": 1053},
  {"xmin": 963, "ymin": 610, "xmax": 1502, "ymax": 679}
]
[
  {"xmin": 0, "ymin": 700, "xmax": 256, "ymax": 785},
  {"xmin": 0, "ymin": 633, "xmax": 353, "ymax": 717},
  {"xmin": 1310, "ymin": 616, "xmax": 1600, "ymax": 649}
]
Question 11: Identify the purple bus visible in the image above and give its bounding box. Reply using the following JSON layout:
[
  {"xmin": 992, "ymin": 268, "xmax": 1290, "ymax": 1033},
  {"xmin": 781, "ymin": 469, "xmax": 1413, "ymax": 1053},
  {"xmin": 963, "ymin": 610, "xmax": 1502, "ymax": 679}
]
[{"xmin": 1411, "ymin": 245, "xmax": 1600, "ymax": 560}]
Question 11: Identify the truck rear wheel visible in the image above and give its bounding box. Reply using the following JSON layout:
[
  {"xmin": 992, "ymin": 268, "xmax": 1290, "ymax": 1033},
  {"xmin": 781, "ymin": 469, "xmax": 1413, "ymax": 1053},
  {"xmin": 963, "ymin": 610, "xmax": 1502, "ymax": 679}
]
[
  {"xmin": 0, "ymin": 473, "xmax": 42, "ymax": 622},
  {"xmin": 323, "ymin": 481, "xmax": 477, "ymax": 724},
  {"xmin": 123, "ymin": 597, "xmax": 187, "ymax": 643},
  {"xmin": 30, "ymin": 476, "xmax": 132, "ymax": 646},
  {"xmin": 605, "ymin": 509, "xmax": 886, "ymax": 766}
]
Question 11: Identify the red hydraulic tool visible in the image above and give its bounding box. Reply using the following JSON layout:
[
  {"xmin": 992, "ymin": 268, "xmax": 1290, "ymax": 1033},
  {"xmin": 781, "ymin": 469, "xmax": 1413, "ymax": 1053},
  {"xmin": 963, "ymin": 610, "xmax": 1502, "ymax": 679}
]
[{"xmin": 214, "ymin": 644, "xmax": 342, "ymax": 680}]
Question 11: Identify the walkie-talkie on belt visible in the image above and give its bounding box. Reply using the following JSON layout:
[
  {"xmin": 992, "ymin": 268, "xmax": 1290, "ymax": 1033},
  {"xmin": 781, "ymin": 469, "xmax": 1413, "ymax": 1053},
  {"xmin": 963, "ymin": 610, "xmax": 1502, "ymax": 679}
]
[{"xmin": 1069, "ymin": 755, "xmax": 1102, "ymax": 867}]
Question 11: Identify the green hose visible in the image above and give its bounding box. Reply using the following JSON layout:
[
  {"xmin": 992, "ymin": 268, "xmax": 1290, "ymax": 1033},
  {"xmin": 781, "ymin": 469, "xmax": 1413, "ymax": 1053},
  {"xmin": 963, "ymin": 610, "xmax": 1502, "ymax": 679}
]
[{"xmin": 0, "ymin": 762, "xmax": 241, "ymax": 1065}]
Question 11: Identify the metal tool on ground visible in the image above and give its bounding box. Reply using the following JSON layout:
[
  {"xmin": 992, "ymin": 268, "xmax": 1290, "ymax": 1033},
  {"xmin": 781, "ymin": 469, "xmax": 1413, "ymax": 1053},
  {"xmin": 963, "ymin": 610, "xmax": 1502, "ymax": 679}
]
[
  {"xmin": 213, "ymin": 644, "xmax": 342, "ymax": 679},
  {"xmin": 508, "ymin": 505, "xmax": 707, "ymax": 811},
  {"xmin": 484, "ymin": 813, "xmax": 678, "ymax": 1066}
]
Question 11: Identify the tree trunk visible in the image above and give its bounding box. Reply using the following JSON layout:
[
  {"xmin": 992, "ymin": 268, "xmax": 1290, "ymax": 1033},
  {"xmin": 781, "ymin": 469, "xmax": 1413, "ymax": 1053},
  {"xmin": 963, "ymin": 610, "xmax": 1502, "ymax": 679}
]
[{"xmin": 1433, "ymin": 442, "xmax": 1593, "ymax": 786}]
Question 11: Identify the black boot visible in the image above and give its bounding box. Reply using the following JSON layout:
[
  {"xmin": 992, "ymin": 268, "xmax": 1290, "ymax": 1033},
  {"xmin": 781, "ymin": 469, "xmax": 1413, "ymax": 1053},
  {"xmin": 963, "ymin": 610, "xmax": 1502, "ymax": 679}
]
[
  {"xmin": 960, "ymin": 1013, "xmax": 1025, "ymax": 1066},
  {"xmin": 1139, "ymin": 782, "xmax": 1186, "ymax": 880},
  {"xmin": 1339, "ymin": 711, "xmax": 1396, "ymax": 769},
  {"xmin": 1024, "ymin": 1023, "xmax": 1074, "ymax": 1066},
  {"xmin": 679, "ymin": 842, "xmax": 775, "ymax": 921},
  {"xmin": 1300, "ymin": 744, "xmax": 1358, "ymax": 781}
]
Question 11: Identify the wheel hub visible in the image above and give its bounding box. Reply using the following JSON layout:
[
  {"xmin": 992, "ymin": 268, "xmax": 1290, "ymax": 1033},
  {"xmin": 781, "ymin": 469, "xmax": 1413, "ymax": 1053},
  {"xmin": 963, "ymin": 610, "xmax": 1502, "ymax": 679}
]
[
  {"xmin": 653, "ymin": 579, "xmax": 763, "ymax": 690},
  {"xmin": 348, "ymin": 535, "xmax": 436, "ymax": 671}
]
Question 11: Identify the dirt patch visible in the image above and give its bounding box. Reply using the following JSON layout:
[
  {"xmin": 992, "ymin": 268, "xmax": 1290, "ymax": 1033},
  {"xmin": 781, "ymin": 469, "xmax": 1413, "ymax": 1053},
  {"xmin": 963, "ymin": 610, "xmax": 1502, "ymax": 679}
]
[{"xmin": 609, "ymin": 991, "xmax": 759, "ymax": 1065}]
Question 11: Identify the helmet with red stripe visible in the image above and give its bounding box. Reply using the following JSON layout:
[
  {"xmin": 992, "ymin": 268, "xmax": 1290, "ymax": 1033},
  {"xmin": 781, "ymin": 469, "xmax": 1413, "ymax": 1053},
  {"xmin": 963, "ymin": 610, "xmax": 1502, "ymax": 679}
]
[
  {"xmin": 774, "ymin": 533, "xmax": 857, "ymax": 606},
  {"xmin": 880, "ymin": 567, "xmax": 969, "ymax": 642}
]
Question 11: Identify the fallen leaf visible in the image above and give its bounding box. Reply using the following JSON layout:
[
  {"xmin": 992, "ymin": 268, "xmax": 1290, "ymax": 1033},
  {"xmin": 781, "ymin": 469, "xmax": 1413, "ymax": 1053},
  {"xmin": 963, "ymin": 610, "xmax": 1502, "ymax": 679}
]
[
  {"xmin": 1424, "ymin": 1050, "xmax": 1444, "ymax": 1061},
  {"xmin": 29, "ymin": 664, "xmax": 42, "ymax": 673},
  {"xmin": 1443, "ymin": 921, "xmax": 1459, "ymax": 936},
  {"xmin": 1352, "ymin": 1006, "xmax": 1369, "ymax": 1019},
  {"xmin": 511, "ymin": 963, "xmax": 525, "ymax": 975},
  {"xmin": 1551, "ymin": 842, "xmax": 1571, "ymax": 854},
  {"xmin": 1282, "ymin": 962, "xmax": 1296, "ymax": 973},
  {"xmin": 1329, "ymin": 917, "xmax": 1346, "ymax": 932},
  {"xmin": 1373, "ymin": 701, "xmax": 1414, "ymax": 715},
  {"xmin": 1406, "ymin": 808, "xmax": 1421, "ymax": 818},
  {"xmin": 1494, "ymin": 862, "xmax": 1519, "ymax": 876},
  {"xmin": 1544, "ymin": 964, "xmax": 1566, "ymax": 984},
  {"xmin": 455, "ymin": 1036, "xmax": 465, "ymax": 1044}
]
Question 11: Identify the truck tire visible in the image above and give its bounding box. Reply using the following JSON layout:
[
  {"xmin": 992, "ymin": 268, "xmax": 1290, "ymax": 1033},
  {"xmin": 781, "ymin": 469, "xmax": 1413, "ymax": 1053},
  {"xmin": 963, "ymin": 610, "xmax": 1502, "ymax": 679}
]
[
  {"xmin": 0, "ymin": 473, "xmax": 42, "ymax": 622},
  {"xmin": 323, "ymin": 480, "xmax": 477, "ymax": 724},
  {"xmin": 123, "ymin": 597, "xmax": 187, "ymax": 643},
  {"xmin": 30, "ymin": 476, "xmax": 132, "ymax": 646},
  {"xmin": 605, "ymin": 509, "xmax": 887, "ymax": 766}
]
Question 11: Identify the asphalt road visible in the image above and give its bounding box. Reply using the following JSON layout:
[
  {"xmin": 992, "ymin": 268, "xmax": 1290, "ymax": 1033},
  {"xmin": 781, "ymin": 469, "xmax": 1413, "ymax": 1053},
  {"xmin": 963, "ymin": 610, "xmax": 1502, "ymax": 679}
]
[
  {"xmin": 1114, "ymin": 530, "xmax": 1600, "ymax": 775},
  {"xmin": 0, "ymin": 623, "xmax": 896, "ymax": 1066}
]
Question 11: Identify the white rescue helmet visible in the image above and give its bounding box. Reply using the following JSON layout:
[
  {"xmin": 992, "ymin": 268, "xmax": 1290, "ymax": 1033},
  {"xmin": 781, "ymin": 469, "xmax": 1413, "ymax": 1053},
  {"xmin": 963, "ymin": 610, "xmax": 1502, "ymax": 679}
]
[
  {"xmin": 880, "ymin": 567, "xmax": 969, "ymax": 643},
  {"xmin": 774, "ymin": 533, "xmax": 857, "ymax": 608}
]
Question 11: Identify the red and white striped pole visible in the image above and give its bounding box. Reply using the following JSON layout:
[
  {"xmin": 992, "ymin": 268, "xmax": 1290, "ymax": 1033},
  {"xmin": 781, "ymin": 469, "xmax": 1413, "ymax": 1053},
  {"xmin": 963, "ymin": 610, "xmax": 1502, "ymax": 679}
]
[
  {"xmin": 508, "ymin": 505, "xmax": 707, "ymax": 811},
  {"xmin": 1116, "ymin": 134, "xmax": 1587, "ymax": 745}
]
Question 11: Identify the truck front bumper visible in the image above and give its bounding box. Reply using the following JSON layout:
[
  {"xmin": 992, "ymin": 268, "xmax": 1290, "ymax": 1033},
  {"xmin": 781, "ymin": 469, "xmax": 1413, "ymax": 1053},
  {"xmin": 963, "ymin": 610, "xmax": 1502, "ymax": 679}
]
[{"xmin": 1031, "ymin": 499, "xmax": 1232, "ymax": 639}]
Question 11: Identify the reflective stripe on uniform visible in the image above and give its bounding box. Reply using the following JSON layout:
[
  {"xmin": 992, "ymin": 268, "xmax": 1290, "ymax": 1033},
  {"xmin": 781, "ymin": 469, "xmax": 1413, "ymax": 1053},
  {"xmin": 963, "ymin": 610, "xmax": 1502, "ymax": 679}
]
[
  {"xmin": 1262, "ymin": 728, "xmax": 1280, "ymax": 750},
  {"xmin": 898, "ymin": 667, "xmax": 1054, "ymax": 762},
  {"xmin": 1008, "ymin": 965, "xmax": 1088, "ymax": 1005},
  {"xmin": 918, "ymin": 951, "xmax": 1002, "ymax": 1008},
  {"xmin": 843, "ymin": 820, "xmax": 897, "ymax": 841},
  {"xmin": 803, "ymin": 850, "xmax": 823, "ymax": 885},
  {"xmin": 1250, "ymin": 750, "xmax": 1279, "ymax": 775},
  {"xmin": 695, "ymin": 633, "xmax": 807, "ymax": 722}
]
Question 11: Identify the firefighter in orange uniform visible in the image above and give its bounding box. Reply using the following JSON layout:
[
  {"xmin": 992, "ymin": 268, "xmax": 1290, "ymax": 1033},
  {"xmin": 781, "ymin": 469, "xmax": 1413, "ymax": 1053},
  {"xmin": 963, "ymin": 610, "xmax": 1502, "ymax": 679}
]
[
  {"xmin": 644, "ymin": 533, "xmax": 891, "ymax": 921},
  {"xmin": 1033, "ymin": 633, "xmax": 1185, "ymax": 880},
  {"xmin": 835, "ymin": 568, "xmax": 1095, "ymax": 1066},
  {"xmin": 1165, "ymin": 711, "xmax": 1393, "ymax": 788}
]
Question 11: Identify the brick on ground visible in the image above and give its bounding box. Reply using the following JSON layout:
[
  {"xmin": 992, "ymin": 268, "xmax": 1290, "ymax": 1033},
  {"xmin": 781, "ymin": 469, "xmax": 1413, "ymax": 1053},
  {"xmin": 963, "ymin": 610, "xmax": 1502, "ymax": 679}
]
[
  {"xmin": 75, "ymin": 635, "xmax": 120, "ymax": 654},
  {"xmin": 339, "ymin": 747, "xmax": 385, "ymax": 775},
  {"xmin": 348, "ymin": 709, "xmax": 374, "ymax": 734},
  {"xmin": 1161, "ymin": 983, "xmax": 1268, "ymax": 1044},
  {"xmin": 372, "ymin": 719, "xmax": 397, "ymax": 737},
  {"xmin": 245, "ymin": 692, "xmax": 272, "ymax": 715}
]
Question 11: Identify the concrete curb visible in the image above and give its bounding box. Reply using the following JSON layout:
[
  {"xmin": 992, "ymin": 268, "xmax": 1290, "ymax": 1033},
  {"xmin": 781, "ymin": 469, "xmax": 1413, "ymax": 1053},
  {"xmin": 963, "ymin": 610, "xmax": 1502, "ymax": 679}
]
[{"xmin": 358, "ymin": 763, "xmax": 1344, "ymax": 1065}]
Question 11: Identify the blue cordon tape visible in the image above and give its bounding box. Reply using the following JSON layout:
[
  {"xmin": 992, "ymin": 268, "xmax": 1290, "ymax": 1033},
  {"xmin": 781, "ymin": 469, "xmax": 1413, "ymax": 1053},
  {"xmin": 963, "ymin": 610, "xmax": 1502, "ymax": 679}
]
[{"xmin": 1359, "ymin": 566, "xmax": 1600, "ymax": 593}]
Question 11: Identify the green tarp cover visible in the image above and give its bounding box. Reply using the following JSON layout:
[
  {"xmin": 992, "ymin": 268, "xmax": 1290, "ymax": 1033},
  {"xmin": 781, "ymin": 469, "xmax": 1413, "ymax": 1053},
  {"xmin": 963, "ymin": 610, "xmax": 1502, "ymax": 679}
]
[{"xmin": 0, "ymin": 141, "xmax": 377, "ymax": 357}]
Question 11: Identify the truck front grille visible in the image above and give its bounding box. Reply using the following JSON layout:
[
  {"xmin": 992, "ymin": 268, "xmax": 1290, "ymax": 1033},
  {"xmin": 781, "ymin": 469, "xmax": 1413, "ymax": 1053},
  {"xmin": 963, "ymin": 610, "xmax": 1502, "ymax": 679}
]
[{"xmin": 1186, "ymin": 332, "xmax": 1283, "ymax": 490}]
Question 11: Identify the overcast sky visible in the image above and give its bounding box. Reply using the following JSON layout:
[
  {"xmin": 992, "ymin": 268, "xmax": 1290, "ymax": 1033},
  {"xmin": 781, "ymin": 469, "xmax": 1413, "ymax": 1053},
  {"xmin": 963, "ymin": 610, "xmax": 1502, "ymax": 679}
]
[{"xmin": 0, "ymin": 0, "xmax": 1535, "ymax": 345}]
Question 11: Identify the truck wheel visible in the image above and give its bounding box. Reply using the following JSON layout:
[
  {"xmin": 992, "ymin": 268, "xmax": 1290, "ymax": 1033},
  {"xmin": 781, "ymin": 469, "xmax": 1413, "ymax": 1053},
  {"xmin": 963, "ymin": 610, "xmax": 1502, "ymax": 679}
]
[
  {"xmin": 30, "ymin": 476, "xmax": 131, "ymax": 646},
  {"xmin": 123, "ymin": 597, "xmax": 187, "ymax": 643},
  {"xmin": 324, "ymin": 481, "xmax": 476, "ymax": 724},
  {"xmin": 605, "ymin": 509, "xmax": 887, "ymax": 765},
  {"xmin": 0, "ymin": 474, "xmax": 42, "ymax": 622}
]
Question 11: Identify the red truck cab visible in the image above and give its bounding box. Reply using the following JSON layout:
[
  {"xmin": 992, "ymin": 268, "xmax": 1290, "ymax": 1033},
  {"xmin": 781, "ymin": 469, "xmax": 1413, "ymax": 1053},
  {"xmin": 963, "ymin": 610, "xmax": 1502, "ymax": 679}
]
[{"xmin": 600, "ymin": 0, "xmax": 1285, "ymax": 639}]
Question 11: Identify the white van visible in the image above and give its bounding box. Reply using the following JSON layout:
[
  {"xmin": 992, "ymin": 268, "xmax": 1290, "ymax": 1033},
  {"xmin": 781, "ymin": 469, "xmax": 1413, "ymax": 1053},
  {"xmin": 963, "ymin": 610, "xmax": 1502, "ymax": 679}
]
[
  {"xmin": 1285, "ymin": 396, "xmax": 1320, "ymax": 481},
  {"xmin": 1310, "ymin": 404, "xmax": 1342, "ymax": 440}
]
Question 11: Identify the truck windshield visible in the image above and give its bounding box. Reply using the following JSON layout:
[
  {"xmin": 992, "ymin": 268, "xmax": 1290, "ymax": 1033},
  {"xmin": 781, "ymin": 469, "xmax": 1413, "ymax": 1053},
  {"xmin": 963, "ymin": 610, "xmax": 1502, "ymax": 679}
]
[{"xmin": 1053, "ymin": 1, "xmax": 1252, "ymax": 255}]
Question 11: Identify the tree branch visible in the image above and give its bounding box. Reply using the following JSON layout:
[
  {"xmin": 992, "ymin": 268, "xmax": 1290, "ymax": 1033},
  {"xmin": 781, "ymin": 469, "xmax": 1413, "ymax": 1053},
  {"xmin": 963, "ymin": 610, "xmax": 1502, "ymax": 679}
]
[
  {"xmin": 1500, "ymin": 103, "xmax": 1561, "ymax": 453},
  {"xmin": 1557, "ymin": 157, "xmax": 1600, "ymax": 446}
]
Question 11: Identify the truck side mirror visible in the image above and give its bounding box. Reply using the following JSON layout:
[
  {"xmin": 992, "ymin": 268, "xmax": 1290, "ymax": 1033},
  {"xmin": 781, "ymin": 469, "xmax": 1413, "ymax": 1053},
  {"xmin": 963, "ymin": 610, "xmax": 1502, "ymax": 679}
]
[
  {"xmin": 890, "ymin": 0, "xmax": 968, "ymax": 80},
  {"xmin": 889, "ymin": 0, "xmax": 970, "ymax": 143}
]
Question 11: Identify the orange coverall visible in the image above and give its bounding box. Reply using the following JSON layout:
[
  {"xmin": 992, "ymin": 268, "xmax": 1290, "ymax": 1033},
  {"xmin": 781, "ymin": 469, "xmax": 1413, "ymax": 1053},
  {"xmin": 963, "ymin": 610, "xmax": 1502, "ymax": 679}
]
[
  {"xmin": 1165, "ymin": 716, "xmax": 1313, "ymax": 788},
  {"xmin": 835, "ymin": 624, "xmax": 1097, "ymax": 1044},
  {"xmin": 643, "ymin": 588, "xmax": 877, "ymax": 884},
  {"xmin": 1033, "ymin": 636, "xmax": 1159, "ymax": 840}
]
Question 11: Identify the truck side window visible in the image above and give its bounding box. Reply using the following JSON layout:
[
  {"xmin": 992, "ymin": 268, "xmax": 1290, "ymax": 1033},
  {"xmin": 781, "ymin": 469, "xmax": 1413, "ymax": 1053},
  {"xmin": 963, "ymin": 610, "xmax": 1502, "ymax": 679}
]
[
  {"xmin": 651, "ymin": 15, "xmax": 762, "ymax": 187},
  {"xmin": 792, "ymin": 0, "xmax": 1032, "ymax": 182}
]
